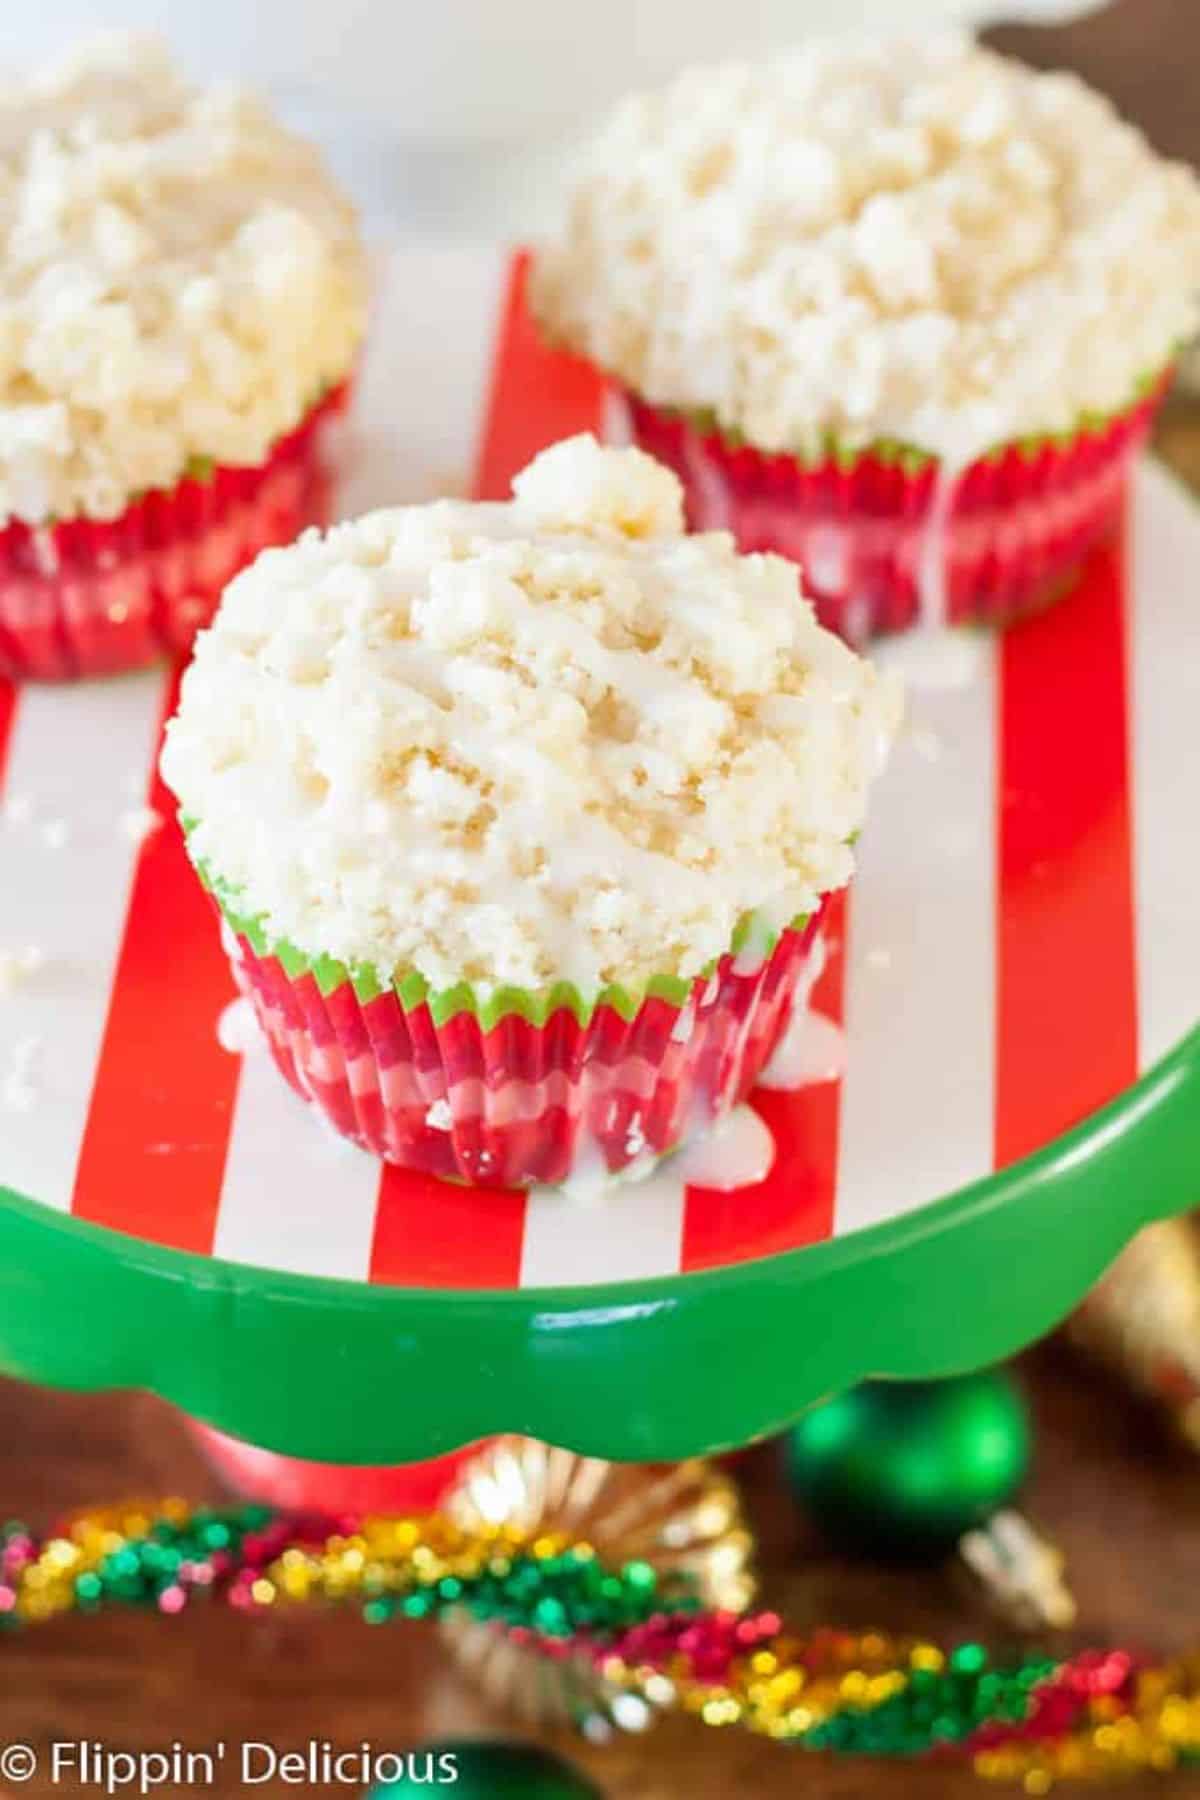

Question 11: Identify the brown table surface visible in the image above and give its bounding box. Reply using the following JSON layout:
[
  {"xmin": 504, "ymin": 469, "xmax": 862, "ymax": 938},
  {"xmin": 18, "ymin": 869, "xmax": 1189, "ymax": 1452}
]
[
  {"xmin": 4, "ymin": 3, "xmax": 1200, "ymax": 1794},
  {"xmin": 3, "ymin": 1342, "xmax": 1200, "ymax": 1800}
]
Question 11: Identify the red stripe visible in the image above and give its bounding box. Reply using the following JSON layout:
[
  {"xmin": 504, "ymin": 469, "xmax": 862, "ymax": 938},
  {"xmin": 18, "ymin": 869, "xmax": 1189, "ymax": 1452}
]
[
  {"xmin": 370, "ymin": 1166, "xmax": 528, "ymax": 1289},
  {"xmin": 472, "ymin": 248, "xmax": 608, "ymax": 501},
  {"xmin": 72, "ymin": 667, "xmax": 239, "ymax": 1252},
  {"xmin": 994, "ymin": 534, "xmax": 1138, "ymax": 1168},
  {"xmin": 0, "ymin": 678, "xmax": 15, "ymax": 791},
  {"xmin": 367, "ymin": 244, "xmax": 609, "ymax": 1288},
  {"xmin": 681, "ymin": 890, "xmax": 847, "ymax": 1272}
]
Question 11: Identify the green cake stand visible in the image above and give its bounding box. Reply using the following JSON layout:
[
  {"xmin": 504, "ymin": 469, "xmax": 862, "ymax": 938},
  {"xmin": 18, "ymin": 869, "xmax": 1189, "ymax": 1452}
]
[{"xmin": 1, "ymin": 246, "xmax": 1197, "ymax": 1465}]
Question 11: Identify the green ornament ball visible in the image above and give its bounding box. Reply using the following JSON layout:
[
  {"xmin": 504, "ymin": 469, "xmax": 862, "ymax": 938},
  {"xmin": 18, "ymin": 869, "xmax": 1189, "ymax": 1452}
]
[
  {"xmin": 784, "ymin": 1370, "xmax": 1032, "ymax": 1558},
  {"xmin": 368, "ymin": 1739, "xmax": 604, "ymax": 1799}
]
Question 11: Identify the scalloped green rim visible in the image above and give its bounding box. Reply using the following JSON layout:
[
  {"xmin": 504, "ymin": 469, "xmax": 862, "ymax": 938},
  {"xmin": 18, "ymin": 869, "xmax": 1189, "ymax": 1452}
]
[
  {"xmin": 191, "ymin": 845, "xmax": 807, "ymax": 1030},
  {"xmin": 1, "ymin": 1024, "xmax": 1197, "ymax": 1467}
]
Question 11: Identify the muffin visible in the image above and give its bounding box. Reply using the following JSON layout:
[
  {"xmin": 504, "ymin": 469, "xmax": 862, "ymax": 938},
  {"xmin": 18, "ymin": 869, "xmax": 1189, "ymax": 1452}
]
[
  {"xmin": 161, "ymin": 436, "xmax": 900, "ymax": 1190},
  {"xmin": 0, "ymin": 33, "xmax": 366, "ymax": 680},
  {"xmin": 534, "ymin": 35, "xmax": 1200, "ymax": 644}
]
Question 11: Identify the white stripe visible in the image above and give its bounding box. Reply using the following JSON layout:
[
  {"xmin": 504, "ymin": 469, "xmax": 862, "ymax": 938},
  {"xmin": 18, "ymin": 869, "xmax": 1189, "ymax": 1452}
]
[
  {"xmin": 521, "ymin": 1167, "xmax": 686, "ymax": 1286},
  {"xmin": 834, "ymin": 642, "xmax": 998, "ymax": 1236},
  {"xmin": 335, "ymin": 242, "xmax": 510, "ymax": 521},
  {"xmin": 211, "ymin": 242, "xmax": 510, "ymax": 1275},
  {"xmin": 0, "ymin": 672, "xmax": 166, "ymax": 1211},
  {"xmin": 213, "ymin": 1047, "xmax": 380, "ymax": 1279},
  {"xmin": 1129, "ymin": 459, "xmax": 1200, "ymax": 1071}
]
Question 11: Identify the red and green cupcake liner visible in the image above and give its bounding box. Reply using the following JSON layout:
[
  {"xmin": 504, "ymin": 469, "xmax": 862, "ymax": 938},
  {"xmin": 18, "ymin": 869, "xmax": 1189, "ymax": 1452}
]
[
  {"xmin": 0, "ymin": 385, "xmax": 347, "ymax": 681},
  {"xmin": 622, "ymin": 378, "xmax": 1168, "ymax": 644},
  {"xmin": 209, "ymin": 878, "xmax": 824, "ymax": 1191}
]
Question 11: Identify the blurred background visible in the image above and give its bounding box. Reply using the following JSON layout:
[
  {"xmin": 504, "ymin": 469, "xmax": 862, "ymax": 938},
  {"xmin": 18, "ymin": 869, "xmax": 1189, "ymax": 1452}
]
[
  {"xmin": 7, "ymin": 0, "xmax": 1191, "ymax": 235},
  {"xmin": 0, "ymin": 0, "xmax": 1103, "ymax": 142}
]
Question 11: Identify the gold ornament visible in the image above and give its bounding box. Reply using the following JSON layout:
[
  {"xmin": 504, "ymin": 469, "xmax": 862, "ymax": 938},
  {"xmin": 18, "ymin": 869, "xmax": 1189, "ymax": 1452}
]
[
  {"xmin": 958, "ymin": 1510, "xmax": 1076, "ymax": 1632},
  {"xmin": 1064, "ymin": 1217, "xmax": 1200, "ymax": 1447},
  {"xmin": 440, "ymin": 1437, "xmax": 753, "ymax": 1739}
]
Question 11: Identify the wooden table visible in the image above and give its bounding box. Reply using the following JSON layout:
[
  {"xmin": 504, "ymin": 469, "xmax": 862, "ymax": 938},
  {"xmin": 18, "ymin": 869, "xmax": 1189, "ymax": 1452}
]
[
  {"xmin": 4, "ymin": 3, "xmax": 1200, "ymax": 1793},
  {"xmin": 2, "ymin": 1341, "xmax": 1200, "ymax": 1799}
]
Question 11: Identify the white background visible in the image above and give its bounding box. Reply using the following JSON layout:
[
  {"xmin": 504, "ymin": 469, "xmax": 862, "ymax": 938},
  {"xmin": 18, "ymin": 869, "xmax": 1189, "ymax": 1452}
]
[
  {"xmin": 9, "ymin": 2, "xmax": 1102, "ymax": 232},
  {"xmin": 4, "ymin": 2, "xmax": 1099, "ymax": 138}
]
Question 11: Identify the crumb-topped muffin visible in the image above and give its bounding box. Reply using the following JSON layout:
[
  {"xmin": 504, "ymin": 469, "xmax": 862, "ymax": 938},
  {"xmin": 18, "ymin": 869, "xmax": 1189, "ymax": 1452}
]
[
  {"xmin": 535, "ymin": 34, "xmax": 1200, "ymax": 641},
  {"xmin": 162, "ymin": 436, "xmax": 900, "ymax": 1189},
  {"xmin": 0, "ymin": 33, "xmax": 367, "ymax": 678}
]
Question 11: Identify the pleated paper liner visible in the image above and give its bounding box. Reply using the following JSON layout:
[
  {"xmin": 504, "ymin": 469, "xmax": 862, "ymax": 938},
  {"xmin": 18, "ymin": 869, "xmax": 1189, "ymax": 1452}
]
[
  {"xmin": 623, "ymin": 378, "xmax": 1167, "ymax": 644},
  {"xmin": 0, "ymin": 385, "xmax": 346, "ymax": 682},
  {"xmin": 211, "ymin": 882, "xmax": 825, "ymax": 1191}
]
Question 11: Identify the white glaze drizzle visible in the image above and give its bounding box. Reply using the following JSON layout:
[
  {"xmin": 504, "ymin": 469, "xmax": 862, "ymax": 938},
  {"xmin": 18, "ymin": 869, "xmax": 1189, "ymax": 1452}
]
[
  {"xmin": 117, "ymin": 803, "xmax": 162, "ymax": 846},
  {"xmin": 758, "ymin": 1009, "xmax": 847, "ymax": 1089},
  {"xmin": 549, "ymin": 1140, "xmax": 665, "ymax": 1206},
  {"xmin": 872, "ymin": 450, "xmax": 987, "ymax": 694},
  {"xmin": 674, "ymin": 1103, "xmax": 775, "ymax": 1191},
  {"xmin": 216, "ymin": 997, "xmax": 262, "ymax": 1056},
  {"xmin": 758, "ymin": 932, "xmax": 846, "ymax": 1090},
  {"xmin": 1, "ymin": 1035, "xmax": 42, "ymax": 1111},
  {"xmin": 874, "ymin": 621, "xmax": 985, "ymax": 694},
  {"xmin": 542, "ymin": 1095, "xmax": 776, "ymax": 1203}
]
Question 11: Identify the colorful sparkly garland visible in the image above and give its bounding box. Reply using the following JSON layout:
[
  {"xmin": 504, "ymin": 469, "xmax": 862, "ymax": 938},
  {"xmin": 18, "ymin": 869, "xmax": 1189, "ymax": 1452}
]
[{"xmin": 4, "ymin": 1503, "xmax": 1200, "ymax": 1786}]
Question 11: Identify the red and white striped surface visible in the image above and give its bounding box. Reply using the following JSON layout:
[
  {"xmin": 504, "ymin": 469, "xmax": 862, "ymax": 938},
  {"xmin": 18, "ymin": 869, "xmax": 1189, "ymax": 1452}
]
[{"xmin": 1, "ymin": 245, "xmax": 1198, "ymax": 1292}]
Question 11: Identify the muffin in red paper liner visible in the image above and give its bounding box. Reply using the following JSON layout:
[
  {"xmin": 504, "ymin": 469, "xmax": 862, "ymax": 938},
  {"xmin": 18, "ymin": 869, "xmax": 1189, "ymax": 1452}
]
[
  {"xmin": 0, "ymin": 35, "xmax": 366, "ymax": 680},
  {"xmin": 205, "ymin": 880, "xmax": 824, "ymax": 1189},
  {"xmin": 621, "ymin": 380, "xmax": 1166, "ymax": 644},
  {"xmin": 0, "ymin": 388, "xmax": 345, "ymax": 680},
  {"xmin": 162, "ymin": 436, "xmax": 899, "ymax": 1192},
  {"xmin": 533, "ymin": 38, "xmax": 1200, "ymax": 642}
]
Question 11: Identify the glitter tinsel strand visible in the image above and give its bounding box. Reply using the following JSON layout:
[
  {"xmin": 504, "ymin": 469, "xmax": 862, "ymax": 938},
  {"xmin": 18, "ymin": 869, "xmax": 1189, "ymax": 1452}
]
[{"xmin": 3, "ymin": 1503, "xmax": 1200, "ymax": 1786}]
